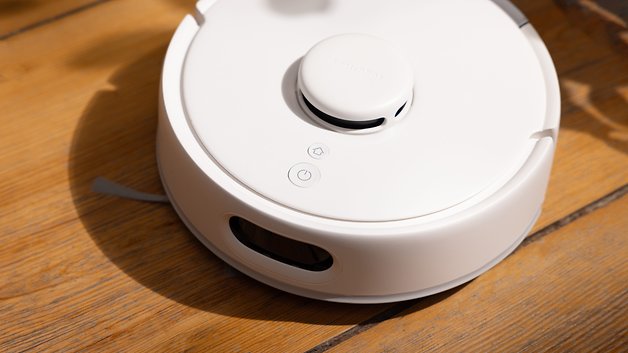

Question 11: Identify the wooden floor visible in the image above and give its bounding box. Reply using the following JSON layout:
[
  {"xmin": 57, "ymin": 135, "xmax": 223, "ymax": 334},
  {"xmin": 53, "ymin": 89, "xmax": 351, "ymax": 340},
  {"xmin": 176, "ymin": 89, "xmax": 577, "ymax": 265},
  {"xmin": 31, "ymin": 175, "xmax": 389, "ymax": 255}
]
[{"xmin": 0, "ymin": 0, "xmax": 626, "ymax": 352}]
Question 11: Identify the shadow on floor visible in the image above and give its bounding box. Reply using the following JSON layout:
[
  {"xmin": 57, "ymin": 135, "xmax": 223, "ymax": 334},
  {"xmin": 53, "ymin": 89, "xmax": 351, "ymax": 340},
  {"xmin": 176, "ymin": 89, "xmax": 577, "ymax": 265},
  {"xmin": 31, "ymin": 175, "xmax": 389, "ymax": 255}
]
[
  {"xmin": 551, "ymin": 0, "xmax": 627, "ymax": 155},
  {"xmin": 67, "ymin": 28, "xmax": 464, "ymax": 324},
  {"xmin": 69, "ymin": 0, "xmax": 625, "ymax": 325}
]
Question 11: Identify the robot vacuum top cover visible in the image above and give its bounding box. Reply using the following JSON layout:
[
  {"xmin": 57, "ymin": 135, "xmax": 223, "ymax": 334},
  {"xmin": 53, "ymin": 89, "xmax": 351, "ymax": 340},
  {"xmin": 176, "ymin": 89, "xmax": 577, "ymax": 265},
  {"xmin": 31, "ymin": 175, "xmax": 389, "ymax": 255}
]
[
  {"xmin": 181, "ymin": 0, "xmax": 549, "ymax": 222},
  {"xmin": 158, "ymin": 0, "xmax": 560, "ymax": 303}
]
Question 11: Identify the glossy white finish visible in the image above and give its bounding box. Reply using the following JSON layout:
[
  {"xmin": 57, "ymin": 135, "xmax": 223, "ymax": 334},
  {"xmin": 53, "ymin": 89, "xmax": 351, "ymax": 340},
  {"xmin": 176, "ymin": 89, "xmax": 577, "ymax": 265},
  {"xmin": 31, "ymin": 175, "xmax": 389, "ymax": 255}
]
[{"xmin": 157, "ymin": 0, "xmax": 560, "ymax": 303}]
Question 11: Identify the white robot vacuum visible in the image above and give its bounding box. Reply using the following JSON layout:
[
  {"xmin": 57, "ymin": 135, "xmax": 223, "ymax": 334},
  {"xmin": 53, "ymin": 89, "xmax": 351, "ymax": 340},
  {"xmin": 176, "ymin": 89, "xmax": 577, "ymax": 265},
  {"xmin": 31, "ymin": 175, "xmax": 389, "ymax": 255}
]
[{"xmin": 157, "ymin": 0, "xmax": 560, "ymax": 303}]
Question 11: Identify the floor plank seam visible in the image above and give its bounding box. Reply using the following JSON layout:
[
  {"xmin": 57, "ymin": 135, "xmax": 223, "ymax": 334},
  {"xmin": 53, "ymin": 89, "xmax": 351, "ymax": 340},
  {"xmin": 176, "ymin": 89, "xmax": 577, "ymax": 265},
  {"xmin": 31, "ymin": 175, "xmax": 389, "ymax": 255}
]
[
  {"xmin": 303, "ymin": 301, "xmax": 415, "ymax": 353},
  {"xmin": 0, "ymin": 0, "xmax": 111, "ymax": 41},
  {"xmin": 303, "ymin": 183, "xmax": 628, "ymax": 353},
  {"xmin": 520, "ymin": 184, "xmax": 627, "ymax": 248}
]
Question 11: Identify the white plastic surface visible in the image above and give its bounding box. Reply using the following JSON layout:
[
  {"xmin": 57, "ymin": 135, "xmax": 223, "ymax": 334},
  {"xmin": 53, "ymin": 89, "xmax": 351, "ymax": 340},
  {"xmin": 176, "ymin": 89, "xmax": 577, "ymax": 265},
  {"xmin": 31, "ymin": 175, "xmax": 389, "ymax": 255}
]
[
  {"xmin": 157, "ymin": 0, "xmax": 561, "ymax": 303},
  {"xmin": 288, "ymin": 162, "xmax": 321, "ymax": 188},
  {"xmin": 182, "ymin": 0, "xmax": 547, "ymax": 222},
  {"xmin": 299, "ymin": 33, "xmax": 414, "ymax": 123}
]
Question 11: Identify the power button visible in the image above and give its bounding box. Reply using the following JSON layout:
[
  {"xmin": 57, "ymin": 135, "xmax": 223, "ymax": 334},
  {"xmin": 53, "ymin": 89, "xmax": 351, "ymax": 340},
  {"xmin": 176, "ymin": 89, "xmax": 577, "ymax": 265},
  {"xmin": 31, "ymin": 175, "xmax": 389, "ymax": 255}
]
[{"xmin": 288, "ymin": 163, "xmax": 320, "ymax": 188}]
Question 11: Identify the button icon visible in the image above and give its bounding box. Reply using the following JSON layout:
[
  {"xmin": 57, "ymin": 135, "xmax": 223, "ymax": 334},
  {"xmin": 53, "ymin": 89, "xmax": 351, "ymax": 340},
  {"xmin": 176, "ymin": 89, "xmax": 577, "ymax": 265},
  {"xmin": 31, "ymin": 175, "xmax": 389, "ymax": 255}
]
[
  {"xmin": 311, "ymin": 148, "xmax": 324, "ymax": 157},
  {"xmin": 288, "ymin": 163, "xmax": 320, "ymax": 188},
  {"xmin": 308, "ymin": 143, "xmax": 330, "ymax": 160},
  {"xmin": 297, "ymin": 169, "xmax": 312, "ymax": 181}
]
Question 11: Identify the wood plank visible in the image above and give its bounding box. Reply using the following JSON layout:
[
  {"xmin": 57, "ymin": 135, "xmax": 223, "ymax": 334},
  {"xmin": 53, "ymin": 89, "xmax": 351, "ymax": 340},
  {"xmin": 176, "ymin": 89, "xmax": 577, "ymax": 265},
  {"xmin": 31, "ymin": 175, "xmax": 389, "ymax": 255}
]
[
  {"xmin": 519, "ymin": 0, "xmax": 628, "ymax": 231},
  {"xmin": 0, "ymin": 0, "xmax": 626, "ymax": 352},
  {"xmin": 325, "ymin": 193, "xmax": 628, "ymax": 353},
  {"xmin": 0, "ymin": 0, "xmax": 102, "ymax": 39},
  {"xmin": 0, "ymin": 2, "xmax": 392, "ymax": 352}
]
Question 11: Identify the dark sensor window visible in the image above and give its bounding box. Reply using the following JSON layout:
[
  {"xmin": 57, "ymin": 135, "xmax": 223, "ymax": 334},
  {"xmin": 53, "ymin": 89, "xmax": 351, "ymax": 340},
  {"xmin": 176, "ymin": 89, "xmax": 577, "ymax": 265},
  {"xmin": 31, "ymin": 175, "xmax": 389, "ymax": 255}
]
[
  {"xmin": 229, "ymin": 217, "xmax": 333, "ymax": 272},
  {"xmin": 302, "ymin": 93, "xmax": 385, "ymax": 130}
]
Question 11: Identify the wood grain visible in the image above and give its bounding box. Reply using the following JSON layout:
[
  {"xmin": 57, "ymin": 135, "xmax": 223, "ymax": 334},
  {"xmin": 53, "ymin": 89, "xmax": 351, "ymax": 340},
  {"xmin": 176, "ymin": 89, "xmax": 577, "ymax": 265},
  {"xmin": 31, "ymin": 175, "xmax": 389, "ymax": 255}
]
[
  {"xmin": 0, "ymin": 2, "xmax": 393, "ymax": 352},
  {"xmin": 0, "ymin": 0, "xmax": 626, "ymax": 352},
  {"xmin": 516, "ymin": 0, "xmax": 628, "ymax": 231},
  {"xmin": 0, "ymin": 0, "xmax": 103, "ymax": 39},
  {"xmin": 325, "ymin": 193, "xmax": 628, "ymax": 353}
]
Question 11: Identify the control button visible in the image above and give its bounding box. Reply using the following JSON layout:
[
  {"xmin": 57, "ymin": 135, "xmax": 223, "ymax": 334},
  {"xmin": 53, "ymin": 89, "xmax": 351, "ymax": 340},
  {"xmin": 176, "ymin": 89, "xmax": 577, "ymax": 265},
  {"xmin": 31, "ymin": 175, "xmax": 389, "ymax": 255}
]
[
  {"xmin": 308, "ymin": 143, "xmax": 330, "ymax": 160},
  {"xmin": 289, "ymin": 163, "xmax": 320, "ymax": 188},
  {"xmin": 297, "ymin": 169, "xmax": 312, "ymax": 181}
]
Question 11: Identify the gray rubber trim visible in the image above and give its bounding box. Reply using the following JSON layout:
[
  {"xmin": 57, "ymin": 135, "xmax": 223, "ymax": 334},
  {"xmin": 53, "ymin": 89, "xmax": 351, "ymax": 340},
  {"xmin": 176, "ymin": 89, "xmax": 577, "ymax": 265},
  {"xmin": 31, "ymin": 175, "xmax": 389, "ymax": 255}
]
[
  {"xmin": 91, "ymin": 177, "xmax": 170, "ymax": 203},
  {"xmin": 491, "ymin": 0, "xmax": 529, "ymax": 27}
]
